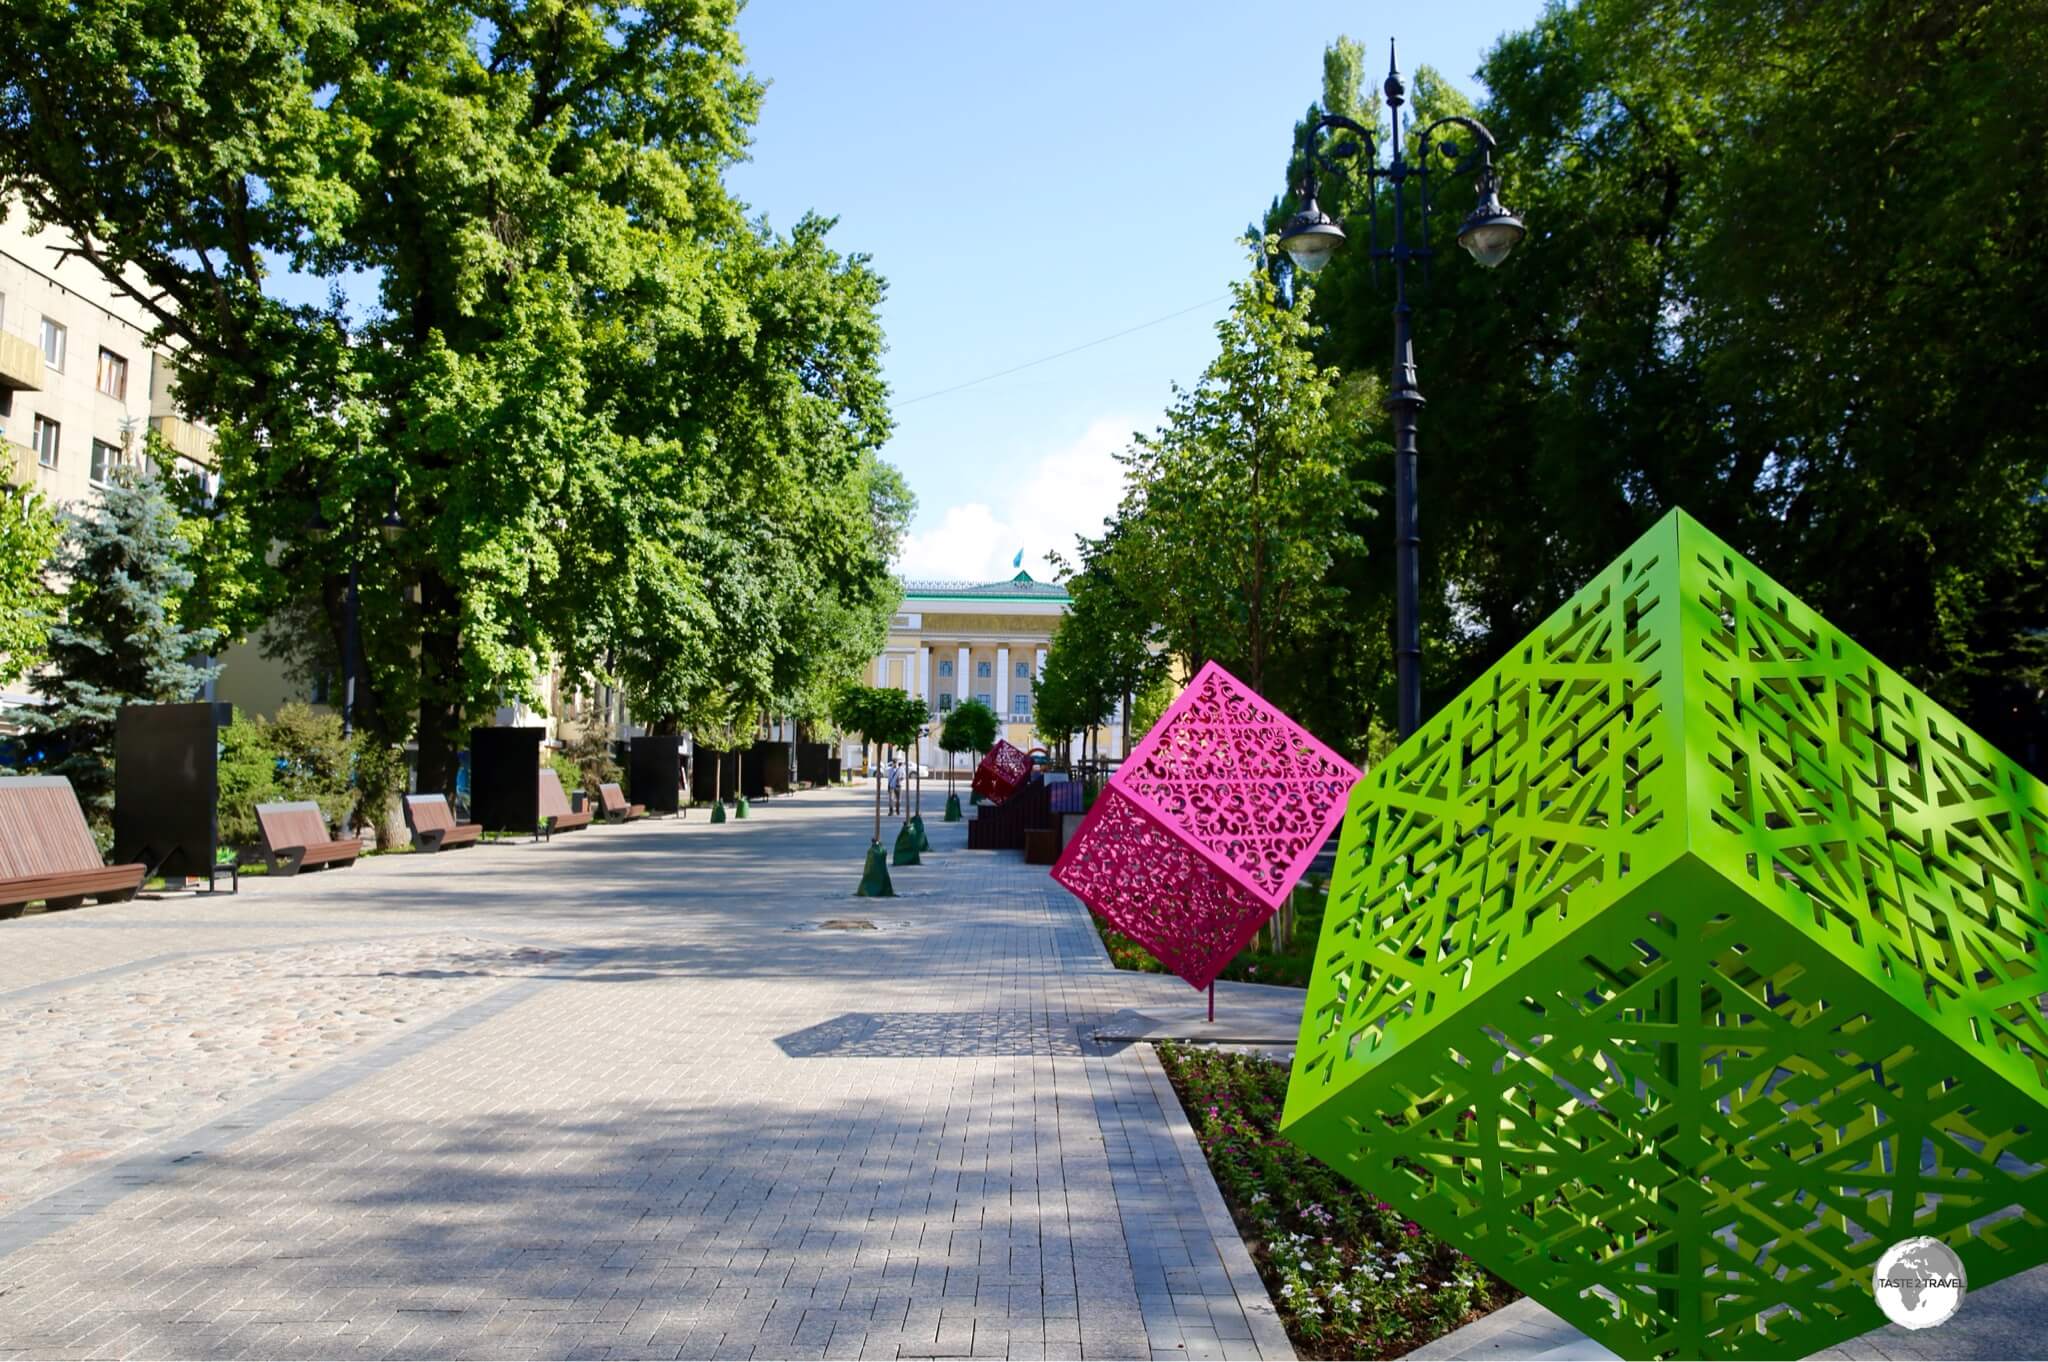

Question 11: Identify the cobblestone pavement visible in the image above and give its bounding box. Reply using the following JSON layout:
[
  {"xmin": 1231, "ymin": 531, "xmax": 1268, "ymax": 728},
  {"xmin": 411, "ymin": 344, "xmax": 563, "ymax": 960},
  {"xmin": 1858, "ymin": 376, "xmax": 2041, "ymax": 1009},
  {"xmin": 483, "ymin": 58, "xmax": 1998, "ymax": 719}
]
[{"xmin": 0, "ymin": 788, "xmax": 1290, "ymax": 1361}]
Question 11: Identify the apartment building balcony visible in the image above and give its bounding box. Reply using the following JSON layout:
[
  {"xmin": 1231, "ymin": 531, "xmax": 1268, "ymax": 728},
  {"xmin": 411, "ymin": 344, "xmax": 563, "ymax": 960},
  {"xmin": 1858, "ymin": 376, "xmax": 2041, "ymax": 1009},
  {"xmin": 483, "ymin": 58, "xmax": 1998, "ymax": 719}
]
[
  {"xmin": 0, "ymin": 331, "xmax": 41, "ymax": 392},
  {"xmin": 3, "ymin": 433, "xmax": 41, "ymax": 486},
  {"xmin": 148, "ymin": 413, "xmax": 212, "ymax": 463}
]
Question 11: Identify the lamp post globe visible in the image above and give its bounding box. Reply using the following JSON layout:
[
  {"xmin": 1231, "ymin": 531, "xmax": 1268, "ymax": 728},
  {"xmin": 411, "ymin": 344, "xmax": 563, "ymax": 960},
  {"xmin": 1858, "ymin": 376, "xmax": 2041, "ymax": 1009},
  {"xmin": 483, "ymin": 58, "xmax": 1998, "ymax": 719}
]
[
  {"xmin": 1278, "ymin": 202, "xmax": 1346, "ymax": 274},
  {"xmin": 1456, "ymin": 195, "xmax": 1525, "ymax": 268}
]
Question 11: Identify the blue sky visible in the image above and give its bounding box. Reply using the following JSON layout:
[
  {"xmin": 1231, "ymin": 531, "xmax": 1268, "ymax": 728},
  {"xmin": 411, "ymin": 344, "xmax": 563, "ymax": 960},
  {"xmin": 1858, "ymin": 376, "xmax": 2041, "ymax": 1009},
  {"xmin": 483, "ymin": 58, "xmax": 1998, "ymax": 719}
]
[{"xmin": 725, "ymin": 0, "xmax": 1544, "ymax": 583}]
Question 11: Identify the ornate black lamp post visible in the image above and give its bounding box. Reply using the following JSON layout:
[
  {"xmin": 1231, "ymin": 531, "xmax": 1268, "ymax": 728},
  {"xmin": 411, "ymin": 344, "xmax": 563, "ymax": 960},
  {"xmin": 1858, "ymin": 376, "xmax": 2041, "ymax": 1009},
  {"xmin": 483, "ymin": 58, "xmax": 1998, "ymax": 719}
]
[{"xmin": 1278, "ymin": 40, "xmax": 1523, "ymax": 738}]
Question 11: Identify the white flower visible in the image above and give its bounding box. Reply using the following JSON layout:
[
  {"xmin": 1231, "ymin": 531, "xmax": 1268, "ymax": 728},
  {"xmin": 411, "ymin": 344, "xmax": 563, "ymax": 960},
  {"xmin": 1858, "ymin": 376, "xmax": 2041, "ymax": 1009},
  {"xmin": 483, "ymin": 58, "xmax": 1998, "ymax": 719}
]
[
  {"xmin": 1281, "ymin": 1283, "xmax": 1297, "ymax": 1298},
  {"xmin": 1393, "ymin": 1252, "xmax": 1412, "ymax": 1266},
  {"xmin": 1299, "ymin": 1260, "xmax": 1313, "ymax": 1273}
]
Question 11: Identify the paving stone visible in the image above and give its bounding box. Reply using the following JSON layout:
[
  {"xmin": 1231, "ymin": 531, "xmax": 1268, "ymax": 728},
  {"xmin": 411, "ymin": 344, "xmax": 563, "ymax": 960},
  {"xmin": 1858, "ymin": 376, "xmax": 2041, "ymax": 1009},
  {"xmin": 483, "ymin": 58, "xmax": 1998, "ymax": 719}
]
[{"xmin": 0, "ymin": 789, "xmax": 1291, "ymax": 1360}]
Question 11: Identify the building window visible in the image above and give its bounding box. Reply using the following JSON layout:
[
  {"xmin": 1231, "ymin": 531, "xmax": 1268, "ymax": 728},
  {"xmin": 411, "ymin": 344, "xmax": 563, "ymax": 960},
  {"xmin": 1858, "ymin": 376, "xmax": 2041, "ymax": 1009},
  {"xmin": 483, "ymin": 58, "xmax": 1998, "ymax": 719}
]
[
  {"xmin": 937, "ymin": 692, "xmax": 954, "ymax": 712},
  {"xmin": 937, "ymin": 659, "xmax": 953, "ymax": 679},
  {"xmin": 1016, "ymin": 661, "xmax": 1030, "ymax": 678},
  {"xmin": 975, "ymin": 691, "xmax": 993, "ymax": 709},
  {"xmin": 1013, "ymin": 693, "xmax": 1031, "ymax": 718},
  {"xmin": 976, "ymin": 660, "xmax": 991, "ymax": 678},
  {"xmin": 30, "ymin": 415, "xmax": 58, "ymax": 469},
  {"xmin": 39, "ymin": 319, "xmax": 65, "ymax": 371},
  {"xmin": 96, "ymin": 348, "xmax": 128, "ymax": 399},
  {"xmin": 90, "ymin": 439, "xmax": 120, "ymax": 486}
]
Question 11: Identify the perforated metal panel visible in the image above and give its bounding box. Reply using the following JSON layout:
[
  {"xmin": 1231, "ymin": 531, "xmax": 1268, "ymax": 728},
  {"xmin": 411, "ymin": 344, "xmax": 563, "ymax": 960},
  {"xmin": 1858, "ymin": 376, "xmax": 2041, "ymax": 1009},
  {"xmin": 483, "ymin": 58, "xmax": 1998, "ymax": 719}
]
[{"xmin": 1282, "ymin": 509, "xmax": 2048, "ymax": 1359}]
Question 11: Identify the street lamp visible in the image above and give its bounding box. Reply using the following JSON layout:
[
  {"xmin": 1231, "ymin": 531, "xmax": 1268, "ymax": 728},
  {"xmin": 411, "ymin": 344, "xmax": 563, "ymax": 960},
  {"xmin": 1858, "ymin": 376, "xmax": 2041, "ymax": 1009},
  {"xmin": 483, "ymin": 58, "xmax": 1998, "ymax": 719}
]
[{"xmin": 1277, "ymin": 40, "xmax": 1523, "ymax": 737}]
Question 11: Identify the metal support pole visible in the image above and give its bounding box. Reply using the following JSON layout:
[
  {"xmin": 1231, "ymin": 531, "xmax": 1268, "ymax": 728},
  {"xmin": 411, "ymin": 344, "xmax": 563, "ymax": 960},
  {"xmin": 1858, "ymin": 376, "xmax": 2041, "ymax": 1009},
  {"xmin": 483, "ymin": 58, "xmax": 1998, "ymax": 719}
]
[
  {"xmin": 341, "ymin": 558, "xmax": 359, "ymax": 739},
  {"xmin": 1386, "ymin": 52, "xmax": 1425, "ymax": 740},
  {"xmin": 1391, "ymin": 350, "xmax": 1423, "ymax": 739},
  {"xmin": 1208, "ymin": 980, "xmax": 1215, "ymax": 1024}
]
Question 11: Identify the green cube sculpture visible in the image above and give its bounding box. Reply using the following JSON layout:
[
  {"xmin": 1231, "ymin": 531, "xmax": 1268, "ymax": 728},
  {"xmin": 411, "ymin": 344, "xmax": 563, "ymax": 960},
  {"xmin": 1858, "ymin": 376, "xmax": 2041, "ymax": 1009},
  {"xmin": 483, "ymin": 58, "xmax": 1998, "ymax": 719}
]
[{"xmin": 1282, "ymin": 509, "xmax": 2048, "ymax": 1359}]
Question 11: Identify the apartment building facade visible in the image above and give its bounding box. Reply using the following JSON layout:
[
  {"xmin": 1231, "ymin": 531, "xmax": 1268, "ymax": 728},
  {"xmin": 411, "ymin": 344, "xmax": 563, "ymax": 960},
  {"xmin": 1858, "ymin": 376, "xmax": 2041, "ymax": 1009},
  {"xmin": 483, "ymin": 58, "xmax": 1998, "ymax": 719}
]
[{"xmin": 0, "ymin": 201, "xmax": 215, "ymax": 512}]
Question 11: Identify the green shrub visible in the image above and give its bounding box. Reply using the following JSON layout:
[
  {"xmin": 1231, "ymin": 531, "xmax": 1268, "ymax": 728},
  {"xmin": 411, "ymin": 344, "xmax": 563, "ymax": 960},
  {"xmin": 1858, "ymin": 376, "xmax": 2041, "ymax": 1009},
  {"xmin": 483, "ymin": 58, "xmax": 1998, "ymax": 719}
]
[
  {"xmin": 215, "ymin": 705, "xmax": 412, "ymax": 852},
  {"xmin": 215, "ymin": 710, "xmax": 279, "ymax": 849},
  {"xmin": 350, "ymin": 737, "xmax": 409, "ymax": 843},
  {"xmin": 267, "ymin": 702, "xmax": 352, "ymax": 826},
  {"xmin": 548, "ymin": 751, "xmax": 583, "ymax": 800}
]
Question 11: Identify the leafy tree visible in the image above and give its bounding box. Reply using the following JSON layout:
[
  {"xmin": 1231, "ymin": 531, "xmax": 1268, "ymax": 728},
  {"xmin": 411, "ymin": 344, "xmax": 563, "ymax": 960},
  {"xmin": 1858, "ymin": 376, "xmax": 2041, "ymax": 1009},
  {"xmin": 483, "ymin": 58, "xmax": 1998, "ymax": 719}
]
[
  {"xmin": 0, "ymin": 0, "xmax": 910, "ymax": 794},
  {"xmin": 18, "ymin": 470, "xmax": 217, "ymax": 823},
  {"xmin": 1083, "ymin": 257, "xmax": 1372, "ymax": 752},
  {"xmin": 1128, "ymin": 671, "xmax": 1179, "ymax": 749},
  {"xmin": 1039, "ymin": 563, "xmax": 1166, "ymax": 772},
  {"xmin": 1271, "ymin": 9, "xmax": 2048, "ymax": 768},
  {"xmin": 939, "ymin": 698, "xmax": 998, "ymax": 783},
  {"xmin": 833, "ymin": 682, "xmax": 902, "ymax": 842},
  {"xmin": 0, "ymin": 483, "xmax": 59, "ymax": 684}
]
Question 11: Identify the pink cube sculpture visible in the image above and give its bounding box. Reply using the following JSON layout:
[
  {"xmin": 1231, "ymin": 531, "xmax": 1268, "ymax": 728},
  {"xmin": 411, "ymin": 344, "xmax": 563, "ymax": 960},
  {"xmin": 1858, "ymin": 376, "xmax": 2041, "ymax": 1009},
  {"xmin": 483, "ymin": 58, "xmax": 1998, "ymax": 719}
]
[
  {"xmin": 971, "ymin": 739, "xmax": 1032, "ymax": 803},
  {"xmin": 1051, "ymin": 662, "xmax": 1360, "ymax": 991}
]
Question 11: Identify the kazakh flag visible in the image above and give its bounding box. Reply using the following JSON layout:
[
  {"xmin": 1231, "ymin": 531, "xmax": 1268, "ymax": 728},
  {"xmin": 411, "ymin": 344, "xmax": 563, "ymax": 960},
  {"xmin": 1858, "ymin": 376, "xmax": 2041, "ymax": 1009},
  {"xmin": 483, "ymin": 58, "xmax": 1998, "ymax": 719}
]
[{"xmin": 1012, "ymin": 549, "xmax": 1024, "ymax": 568}]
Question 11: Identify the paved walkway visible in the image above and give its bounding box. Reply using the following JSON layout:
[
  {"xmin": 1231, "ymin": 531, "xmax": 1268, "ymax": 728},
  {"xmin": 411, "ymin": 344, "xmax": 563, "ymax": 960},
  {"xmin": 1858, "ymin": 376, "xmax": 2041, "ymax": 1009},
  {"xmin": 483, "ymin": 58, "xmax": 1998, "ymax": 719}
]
[{"xmin": 0, "ymin": 787, "xmax": 1289, "ymax": 1361}]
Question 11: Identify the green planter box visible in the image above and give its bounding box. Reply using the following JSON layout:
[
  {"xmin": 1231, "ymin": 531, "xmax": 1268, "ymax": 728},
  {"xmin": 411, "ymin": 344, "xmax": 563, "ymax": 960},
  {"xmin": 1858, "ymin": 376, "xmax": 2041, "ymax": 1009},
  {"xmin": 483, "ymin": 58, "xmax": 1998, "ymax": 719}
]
[{"xmin": 1283, "ymin": 509, "xmax": 2048, "ymax": 1360}]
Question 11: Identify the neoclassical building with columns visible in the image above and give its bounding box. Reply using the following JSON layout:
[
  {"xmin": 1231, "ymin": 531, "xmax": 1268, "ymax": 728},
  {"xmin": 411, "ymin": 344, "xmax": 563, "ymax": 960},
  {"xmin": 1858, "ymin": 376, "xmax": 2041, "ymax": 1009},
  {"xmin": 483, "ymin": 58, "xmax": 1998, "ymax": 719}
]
[{"xmin": 852, "ymin": 571, "xmax": 1128, "ymax": 773}]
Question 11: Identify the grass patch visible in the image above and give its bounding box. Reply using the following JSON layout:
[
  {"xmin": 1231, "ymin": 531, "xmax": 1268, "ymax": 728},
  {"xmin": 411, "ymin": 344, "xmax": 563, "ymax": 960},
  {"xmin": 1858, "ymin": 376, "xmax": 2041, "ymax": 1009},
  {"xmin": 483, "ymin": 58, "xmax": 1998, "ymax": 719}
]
[
  {"xmin": 1156, "ymin": 1042, "xmax": 1515, "ymax": 1359},
  {"xmin": 1090, "ymin": 884, "xmax": 1327, "ymax": 988}
]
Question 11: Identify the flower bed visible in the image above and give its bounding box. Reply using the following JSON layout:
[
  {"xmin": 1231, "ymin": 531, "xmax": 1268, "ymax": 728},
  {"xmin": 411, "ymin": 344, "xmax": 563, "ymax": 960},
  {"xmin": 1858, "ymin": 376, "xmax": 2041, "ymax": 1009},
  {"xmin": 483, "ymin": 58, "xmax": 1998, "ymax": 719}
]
[{"xmin": 1156, "ymin": 1042, "xmax": 1516, "ymax": 1359}]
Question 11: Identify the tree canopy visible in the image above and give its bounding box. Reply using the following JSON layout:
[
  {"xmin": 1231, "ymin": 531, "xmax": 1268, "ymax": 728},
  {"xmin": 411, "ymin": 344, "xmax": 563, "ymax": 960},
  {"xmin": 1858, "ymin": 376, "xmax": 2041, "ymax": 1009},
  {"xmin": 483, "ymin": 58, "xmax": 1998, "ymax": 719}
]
[
  {"xmin": 0, "ymin": 0, "xmax": 907, "ymax": 790},
  {"xmin": 1259, "ymin": 7, "xmax": 2048, "ymax": 765},
  {"xmin": 938, "ymin": 698, "xmax": 997, "ymax": 760}
]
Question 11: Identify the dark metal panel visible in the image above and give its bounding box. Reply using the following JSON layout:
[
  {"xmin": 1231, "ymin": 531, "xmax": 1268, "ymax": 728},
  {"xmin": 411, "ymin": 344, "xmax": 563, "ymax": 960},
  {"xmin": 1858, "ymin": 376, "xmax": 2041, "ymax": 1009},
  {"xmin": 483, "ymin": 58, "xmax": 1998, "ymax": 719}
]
[
  {"xmin": 113, "ymin": 701, "xmax": 229, "ymax": 877},
  {"xmin": 629, "ymin": 734, "xmax": 684, "ymax": 814},
  {"xmin": 469, "ymin": 727, "xmax": 543, "ymax": 833}
]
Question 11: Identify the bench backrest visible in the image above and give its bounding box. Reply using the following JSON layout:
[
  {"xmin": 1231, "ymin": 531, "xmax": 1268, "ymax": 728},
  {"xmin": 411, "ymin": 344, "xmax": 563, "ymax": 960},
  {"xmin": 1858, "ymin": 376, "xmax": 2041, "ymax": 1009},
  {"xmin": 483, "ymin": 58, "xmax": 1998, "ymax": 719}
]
[
  {"xmin": 0, "ymin": 776, "xmax": 107, "ymax": 877},
  {"xmin": 598, "ymin": 782, "xmax": 629, "ymax": 813},
  {"xmin": 256, "ymin": 800, "xmax": 331, "ymax": 851},
  {"xmin": 404, "ymin": 793, "xmax": 459, "ymax": 833},
  {"xmin": 538, "ymin": 769, "xmax": 574, "ymax": 818}
]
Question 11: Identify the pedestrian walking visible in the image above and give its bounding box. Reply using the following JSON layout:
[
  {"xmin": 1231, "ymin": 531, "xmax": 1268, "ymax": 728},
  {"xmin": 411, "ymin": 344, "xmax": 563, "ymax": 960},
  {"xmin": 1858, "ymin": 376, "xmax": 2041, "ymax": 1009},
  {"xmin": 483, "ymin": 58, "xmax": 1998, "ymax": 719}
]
[{"xmin": 886, "ymin": 757, "xmax": 903, "ymax": 816}]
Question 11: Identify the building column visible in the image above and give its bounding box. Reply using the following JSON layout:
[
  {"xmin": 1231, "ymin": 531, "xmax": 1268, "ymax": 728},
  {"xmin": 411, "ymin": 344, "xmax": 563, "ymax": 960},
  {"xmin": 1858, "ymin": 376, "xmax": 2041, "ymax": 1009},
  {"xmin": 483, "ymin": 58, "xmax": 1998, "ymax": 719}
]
[
  {"xmin": 996, "ymin": 645, "xmax": 1010, "ymax": 726},
  {"xmin": 957, "ymin": 645, "xmax": 970, "ymax": 704},
  {"xmin": 918, "ymin": 646, "xmax": 932, "ymax": 764},
  {"xmin": 1034, "ymin": 647, "xmax": 1046, "ymax": 680}
]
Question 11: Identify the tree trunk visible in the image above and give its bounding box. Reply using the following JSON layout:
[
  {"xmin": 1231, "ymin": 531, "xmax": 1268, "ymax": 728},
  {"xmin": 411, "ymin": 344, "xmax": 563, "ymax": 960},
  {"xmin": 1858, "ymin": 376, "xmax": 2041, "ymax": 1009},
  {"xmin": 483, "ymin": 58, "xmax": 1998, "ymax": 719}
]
[
  {"xmin": 414, "ymin": 570, "xmax": 463, "ymax": 797},
  {"xmin": 653, "ymin": 715, "xmax": 680, "ymax": 736}
]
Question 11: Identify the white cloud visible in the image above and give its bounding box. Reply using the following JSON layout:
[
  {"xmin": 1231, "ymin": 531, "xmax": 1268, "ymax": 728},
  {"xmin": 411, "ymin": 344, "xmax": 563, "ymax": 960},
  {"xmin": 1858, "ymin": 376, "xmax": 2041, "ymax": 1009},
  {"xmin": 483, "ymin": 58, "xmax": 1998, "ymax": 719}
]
[{"xmin": 894, "ymin": 416, "xmax": 1134, "ymax": 584}]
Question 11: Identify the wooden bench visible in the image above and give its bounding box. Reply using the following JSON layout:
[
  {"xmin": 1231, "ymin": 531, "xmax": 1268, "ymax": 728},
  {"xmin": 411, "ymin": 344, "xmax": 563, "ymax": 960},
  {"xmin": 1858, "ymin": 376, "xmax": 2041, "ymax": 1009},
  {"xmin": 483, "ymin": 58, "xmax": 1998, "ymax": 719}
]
[
  {"xmin": 538, "ymin": 769, "xmax": 592, "ymax": 838},
  {"xmin": 254, "ymin": 801, "xmax": 363, "ymax": 876},
  {"xmin": 597, "ymin": 783, "xmax": 645, "ymax": 823},
  {"xmin": 0, "ymin": 776, "xmax": 146, "ymax": 918},
  {"xmin": 402, "ymin": 794, "xmax": 482, "ymax": 852}
]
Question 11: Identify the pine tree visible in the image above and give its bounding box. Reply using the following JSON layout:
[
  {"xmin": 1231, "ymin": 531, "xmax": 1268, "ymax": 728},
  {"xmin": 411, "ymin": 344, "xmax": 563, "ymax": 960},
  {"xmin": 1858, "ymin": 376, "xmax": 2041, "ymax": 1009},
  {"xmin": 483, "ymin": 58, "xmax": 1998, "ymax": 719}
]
[{"xmin": 21, "ymin": 469, "xmax": 218, "ymax": 822}]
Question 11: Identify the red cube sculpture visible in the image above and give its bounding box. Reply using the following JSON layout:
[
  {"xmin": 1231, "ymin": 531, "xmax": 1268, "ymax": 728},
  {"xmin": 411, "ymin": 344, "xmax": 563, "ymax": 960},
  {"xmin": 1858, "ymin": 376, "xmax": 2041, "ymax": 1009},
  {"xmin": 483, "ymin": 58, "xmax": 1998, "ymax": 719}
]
[
  {"xmin": 971, "ymin": 738, "xmax": 1032, "ymax": 803},
  {"xmin": 1052, "ymin": 662, "xmax": 1359, "ymax": 990}
]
